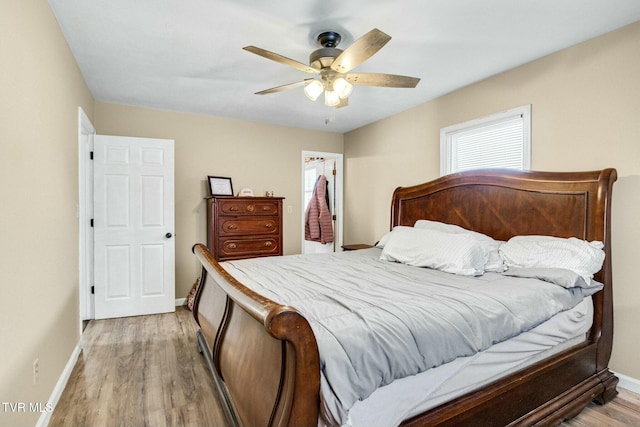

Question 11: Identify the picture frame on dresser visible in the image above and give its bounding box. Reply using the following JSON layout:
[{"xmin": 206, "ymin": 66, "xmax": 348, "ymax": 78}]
[{"xmin": 208, "ymin": 176, "xmax": 233, "ymax": 196}]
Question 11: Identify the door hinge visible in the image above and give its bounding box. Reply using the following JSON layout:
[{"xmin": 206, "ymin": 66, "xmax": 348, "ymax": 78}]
[
  {"xmin": 90, "ymin": 219, "xmax": 94, "ymax": 227},
  {"xmin": 332, "ymin": 214, "xmax": 337, "ymax": 221},
  {"xmin": 90, "ymin": 151, "xmax": 94, "ymax": 160},
  {"xmin": 91, "ymin": 286, "xmax": 95, "ymax": 294}
]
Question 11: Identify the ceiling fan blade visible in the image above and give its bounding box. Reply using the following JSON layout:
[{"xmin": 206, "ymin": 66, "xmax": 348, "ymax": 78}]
[
  {"xmin": 336, "ymin": 98, "xmax": 349, "ymax": 108},
  {"xmin": 346, "ymin": 73, "xmax": 420, "ymax": 88},
  {"xmin": 330, "ymin": 28, "xmax": 391, "ymax": 73},
  {"xmin": 255, "ymin": 79, "xmax": 315, "ymax": 95},
  {"xmin": 243, "ymin": 46, "xmax": 320, "ymax": 74}
]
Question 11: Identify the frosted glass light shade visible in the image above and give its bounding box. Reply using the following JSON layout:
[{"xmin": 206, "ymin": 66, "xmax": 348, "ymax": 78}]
[
  {"xmin": 304, "ymin": 80, "xmax": 324, "ymax": 101},
  {"xmin": 333, "ymin": 77, "xmax": 353, "ymax": 99},
  {"xmin": 324, "ymin": 90, "xmax": 340, "ymax": 106}
]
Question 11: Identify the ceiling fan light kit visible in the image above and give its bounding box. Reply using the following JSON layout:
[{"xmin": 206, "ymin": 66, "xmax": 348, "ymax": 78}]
[
  {"xmin": 332, "ymin": 77, "xmax": 353, "ymax": 98},
  {"xmin": 304, "ymin": 79, "xmax": 324, "ymax": 101},
  {"xmin": 324, "ymin": 89, "xmax": 340, "ymax": 107},
  {"xmin": 243, "ymin": 28, "xmax": 420, "ymax": 109},
  {"xmin": 304, "ymin": 72, "xmax": 353, "ymax": 106}
]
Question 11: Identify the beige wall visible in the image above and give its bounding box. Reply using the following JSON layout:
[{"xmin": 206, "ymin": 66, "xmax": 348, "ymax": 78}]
[
  {"xmin": 94, "ymin": 103, "xmax": 343, "ymax": 299},
  {"xmin": 344, "ymin": 22, "xmax": 640, "ymax": 379},
  {"xmin": 2, "ymin": 4, "xmax": 638, "ymax": 425},
  {"xmin": 0, "ymin": 1, "xmax": 94, "ymax": 426}
]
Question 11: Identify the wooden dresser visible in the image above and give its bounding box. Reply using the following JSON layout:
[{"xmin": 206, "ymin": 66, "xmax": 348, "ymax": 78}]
[{"xmin": 206, "ymin": 196, "xmax": 284, "ymax": 261}]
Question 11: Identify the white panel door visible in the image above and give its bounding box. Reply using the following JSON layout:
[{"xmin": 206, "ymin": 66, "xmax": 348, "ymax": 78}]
[{"xmin": 93, "ymin": 135, "xmax": 175, "ymax": 319}]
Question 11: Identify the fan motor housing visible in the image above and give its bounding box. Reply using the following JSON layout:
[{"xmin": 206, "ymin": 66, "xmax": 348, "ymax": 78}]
[{"xmin": 310, "ymin": 47, "xmax": 342, "ymax": 69}]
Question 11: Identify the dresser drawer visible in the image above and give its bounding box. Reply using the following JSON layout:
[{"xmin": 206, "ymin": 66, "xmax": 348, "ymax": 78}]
[
  {"xmin": 219, "ymin": 217, "xmax": 279, "ymax": 236},
  {"xmin": 218, "ymin": 237, "xmax": 280, "ymax": 259},
  {"xmin": 218, "ymin": 199, "xmax": 280, "ymax": 216}
]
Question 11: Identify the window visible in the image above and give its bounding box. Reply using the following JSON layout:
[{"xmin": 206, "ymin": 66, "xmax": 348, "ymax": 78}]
[{"xmin": 440, "ymin": 105, "xmax": 531, "ymax": 176}]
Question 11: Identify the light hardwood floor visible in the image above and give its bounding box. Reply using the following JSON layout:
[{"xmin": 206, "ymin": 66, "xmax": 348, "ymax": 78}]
[
  {"xmin": 49, "ymin": 308, "xmax": 226, "ymax": 427},
  {"xmin": 50, "ymin": 308, "xmax": 640, "ymax": 427}
]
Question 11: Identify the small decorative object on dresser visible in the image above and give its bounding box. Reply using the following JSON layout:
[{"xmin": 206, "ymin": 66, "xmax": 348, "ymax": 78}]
[
  {"xmin": 238, "ymin": 187, "xmax": 254, "ymax": 196},
  {"xmin": 206, "ymin": 196, "xmax": 284, "ymax": 261}
]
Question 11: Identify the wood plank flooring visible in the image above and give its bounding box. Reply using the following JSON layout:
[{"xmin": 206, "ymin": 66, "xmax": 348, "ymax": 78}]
[
  {"xmin": 561, "ymin": 387, "xmax": 640, "ymax": 427},
  {"xmin": 49, "ymin": 308, "xmax": 226, "ymax": 427},
  {"xmin": 50, "ymin": 307, "xmax": 640, "ymax": 427}
]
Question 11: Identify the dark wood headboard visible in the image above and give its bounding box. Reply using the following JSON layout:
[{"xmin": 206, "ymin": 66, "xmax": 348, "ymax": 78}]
[{"xmin": 392, "ymin": 168, "xmax": 615, "ymax": 244}]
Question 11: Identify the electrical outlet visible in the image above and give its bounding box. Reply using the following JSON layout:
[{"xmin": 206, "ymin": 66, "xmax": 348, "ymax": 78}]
[
  {"xmin": 287, "ymin": 205, "xmax": 293, "ymax": 214},
  {"xmin": 33, "ymin": 358, "xmax": 39, "ymax": 385}
]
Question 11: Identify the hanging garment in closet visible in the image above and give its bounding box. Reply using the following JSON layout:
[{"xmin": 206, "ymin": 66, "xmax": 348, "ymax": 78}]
[{"xmin": 305, "ymin": 175, "xmax": 334, "ymax": 244}]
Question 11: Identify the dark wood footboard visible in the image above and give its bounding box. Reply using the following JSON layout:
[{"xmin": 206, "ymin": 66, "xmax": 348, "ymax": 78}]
[{"xmin": 191, "ymin": 243, "xmax": 320, "ymax": 427}]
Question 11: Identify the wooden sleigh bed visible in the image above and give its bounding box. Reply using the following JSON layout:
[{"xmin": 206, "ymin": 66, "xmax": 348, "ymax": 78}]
[{"xmin": 191, "ymin": 168, "xmax": 618, "ymax": 427}]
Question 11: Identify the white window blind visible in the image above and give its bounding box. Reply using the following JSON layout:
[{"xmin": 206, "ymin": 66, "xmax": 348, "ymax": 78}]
[{"xmin": 440, "ymin": 105, "xmax": 531, "ymax": 175}]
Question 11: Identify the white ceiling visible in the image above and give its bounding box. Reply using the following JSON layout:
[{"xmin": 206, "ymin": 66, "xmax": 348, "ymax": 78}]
[{"xmin": 49, "ymin": 1, "xmax": 640, "ymax": 133}]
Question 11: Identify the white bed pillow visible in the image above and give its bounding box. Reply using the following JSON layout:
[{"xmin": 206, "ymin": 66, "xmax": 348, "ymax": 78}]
[
  {"xmin": 375, "ymin": 229, "xmax": 394, "ymax": 248},
  {"xmin": 380, "ymin": 226, "xmax": 487, "ymax": 276},
  {"xmin": 414, "ymin": 220, "xmax": 505, "ymax": 272},
  {"xmin": 499, "ymin": 235, "xmax": 605, "ymax": 282}
]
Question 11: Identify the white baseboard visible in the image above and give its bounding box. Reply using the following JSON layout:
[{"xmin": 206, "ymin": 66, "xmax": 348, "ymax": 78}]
[
  {"xmin": 615, "ymin": 371, "xmax": 640, "ymax": 394},
  {"xmin": 36, "ymin": 343, "xmax": 82, "ymax": 427},
  {"xmin": 175, "ymin": 298, "xmax": 186, "ymax": 307}
]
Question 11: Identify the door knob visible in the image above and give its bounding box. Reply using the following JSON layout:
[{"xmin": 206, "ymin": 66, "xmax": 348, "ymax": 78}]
[{"xmin": 165, "ymin": 233, "xmax": 173, "ymax": 239}]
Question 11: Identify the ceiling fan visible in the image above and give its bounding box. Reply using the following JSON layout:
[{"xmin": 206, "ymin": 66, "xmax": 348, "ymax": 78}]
[{"xmin": 243, "ymin": 28, "xmax": 420, "ymax": 108}]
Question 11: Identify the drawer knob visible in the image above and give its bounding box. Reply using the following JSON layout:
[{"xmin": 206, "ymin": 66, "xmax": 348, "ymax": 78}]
[
  {"xmin": 264, "ymin": 223, "xmax": 273, "ymax": 228},
  {"xmin": 262, "ymin": 206, "xmax": 270, "ymax": 211},
  {"xmin": 227, "ymin": 243, "xmax": 237, "ymax": 249},
  {"xmin": 227, "ymin": 223, "xmax": 238, "ymax": 230},
  {"xmin": 247, "ymin": 205, "xmax": 255, "ymax": 212},
  {"xmin": 264, "ymin": 242, "xmax": 273, "ymax": 247},
  {"xmin": 229, "ymin": 206, "xmax": 239, "ymax": 211}
]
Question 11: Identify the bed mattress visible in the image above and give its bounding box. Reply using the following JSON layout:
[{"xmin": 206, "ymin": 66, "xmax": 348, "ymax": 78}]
[{"xmin": 330, "ymin": 296, "xmax": 592, "ymax": 427}]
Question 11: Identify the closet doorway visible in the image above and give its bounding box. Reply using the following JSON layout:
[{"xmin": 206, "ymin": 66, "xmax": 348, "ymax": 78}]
[{"xmin": 301, "ymin": 151, "xmax": 343, "ymax": 254}]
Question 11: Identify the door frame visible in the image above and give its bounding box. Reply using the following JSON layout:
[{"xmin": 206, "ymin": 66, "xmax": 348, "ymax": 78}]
[
  {"xmin": 300, "ymin": 150, "xmax": 343, "ymax": 253},
  {"xmin": 78, "ymin": 107, "xmax": 95, "ymax": 328}
]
